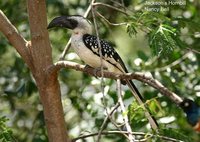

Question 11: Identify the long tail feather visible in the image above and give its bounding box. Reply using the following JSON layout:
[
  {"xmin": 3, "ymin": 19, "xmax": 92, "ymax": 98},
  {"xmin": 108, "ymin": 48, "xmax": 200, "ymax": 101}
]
[{"xmin": 126, "ymin": 80, "xmax": 159, "ymax": 130}]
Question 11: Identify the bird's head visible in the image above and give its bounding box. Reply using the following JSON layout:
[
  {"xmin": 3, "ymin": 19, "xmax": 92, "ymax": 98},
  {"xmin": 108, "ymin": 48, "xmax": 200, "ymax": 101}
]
[
  {"xmin": 180, "ymin": 99, "xmax": 200, "ymax": 131},
  {"xmin": 47, "ymin": 15, "xmax": 92, "ymax": 34},
  {"xmin": 179, "ymin": 99, "xmax": 198, "ymax": 113}
]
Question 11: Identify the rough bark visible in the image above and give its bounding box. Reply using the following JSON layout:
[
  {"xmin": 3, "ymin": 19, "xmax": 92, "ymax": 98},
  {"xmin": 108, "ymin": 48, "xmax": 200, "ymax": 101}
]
[
  {"xmin": 26, "ymin": 1, "xmax": 69, "ymax": 141},
  {"xmin": 0, "ymin": 1, "xmax": 70, "ymax": 142}
]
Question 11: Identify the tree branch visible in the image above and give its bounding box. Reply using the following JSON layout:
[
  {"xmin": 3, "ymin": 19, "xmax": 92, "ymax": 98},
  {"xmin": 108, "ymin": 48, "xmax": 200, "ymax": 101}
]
[
  {"xmin": 117, "ymin": 79, "xmax": 135, "ymax": 141},
  {"xmin": 186, "ymin": 47, "xmax": 200, "ymax": 55},
  {"xmin": 93, "ymin": 2, "xmax": 128, "ymax": 15},
  {"xmin": 154, "ymin": 52, "xmax": 190, "ymax": 72},
  {"xmin": 27, "ymin": 1, "xmax": 69, "ymax": 141},
  {"xmin": 0, "ymin": 10, "xmax": 34, "ymax": 70},
  {"xmin": 50, "ymin": 60, "xmax": 183, "ymax": 104},
  {"xmin": 72, "ymin": 130, "xmax": 183, "ymax": 142},
  {"xmin": 96, "ymin": 12, "xmax": 127, "ymax": 26},
  {"xmin": 1, "ymin": 5, "xmax": 70, "ymax": 141},
  {"xmin": 97, "ymin": 103, "xmax": 120, "ymax": 141}
]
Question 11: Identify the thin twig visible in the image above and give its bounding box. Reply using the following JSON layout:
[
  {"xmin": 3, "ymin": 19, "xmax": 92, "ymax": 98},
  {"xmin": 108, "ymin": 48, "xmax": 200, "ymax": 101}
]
[
  {"xmin": 107, "ymin": 115, "xmax": 130, "ymax": 139},
  {"xmin": 154, "ymin": 52, "xmax": 190, "ymax": 72},
  {"xmin": 93, "ymin": 2, "xmax": 128, "ymax": 15},
  {"xmin": 117, "ymin": 79, "xmax": 135, "ymax": 141},
  {"xmin": 0, "ymin": 10, "xmax": 34, "ymax": 70},
  {"xmin": 110, "ymin": 0, "xmax": 135, "ymax": 14},
  {"xmin": 59, "ymin": 39, "xmax": 71, "ymax": 60},
  {"xmin": 92, "ymin": 4, "xmax": 108, "ymax": 142},
  {"xmin": 97, "ymin": 103, "xmax": 120, "ymax": 141},
  {"xmin": 186, "ymin": 47, "xmax": 200, "ymax": 54},
  {"xmin": 72, "ymin": 130, "xmax": 183, "ymax": 142},
  {"xmin": 103, "ymin": 105, "xmax": 130, "ymax": 140},
  {"xmin": 91, "ymin": 3, "xmax": 104, "ymax": 89},
  {"xmin": 96, "ymin": 12, "xmax": 127, "ymax": 26}
]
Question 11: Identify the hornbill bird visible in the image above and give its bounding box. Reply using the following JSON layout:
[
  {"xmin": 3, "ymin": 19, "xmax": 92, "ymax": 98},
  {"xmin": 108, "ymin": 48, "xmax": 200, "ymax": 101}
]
[
  {"xmin": 179, "ymin": 99, "xmax": 200, "ymax": 132},
  {"xmin": 47, "ymin": 15, "xmax": 158, "ymax": 130}
]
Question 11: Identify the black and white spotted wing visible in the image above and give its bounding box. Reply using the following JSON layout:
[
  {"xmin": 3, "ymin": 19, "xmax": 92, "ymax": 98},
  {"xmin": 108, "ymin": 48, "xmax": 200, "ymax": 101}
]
[{"xmin": 82, "ymin": 34, "xmax": 128, "ymax": 73}]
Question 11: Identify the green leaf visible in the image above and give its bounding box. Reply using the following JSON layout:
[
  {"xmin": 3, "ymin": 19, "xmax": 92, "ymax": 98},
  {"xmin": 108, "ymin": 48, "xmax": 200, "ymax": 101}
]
[
  {"xmin": 126, "ymin": 23, "xmax": 137, "ymax": 37},
  {"xmin": 0, "ymin": 116, "xmax": 15, "ymax": 142},
  {"xmin": 149, "ymin": 24, "xmax": 180, "ymax": 57},
  {"xmin": 128, "ymin": 101, "xmax": 147, "ymax": 130}
]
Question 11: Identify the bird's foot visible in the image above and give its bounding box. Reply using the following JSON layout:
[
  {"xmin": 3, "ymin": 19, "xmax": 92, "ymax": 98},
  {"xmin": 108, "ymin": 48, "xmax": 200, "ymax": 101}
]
[
  {"xmin": 84, "ymin": 64, "xmax": 93, "ymax": 70},
  {"xmin": 93, "ymin": 66, "xmax": 108, "ymax": 78},
  {"xmin": 84, "ymin": 65, "xmax": 107, "ymax": 78}
]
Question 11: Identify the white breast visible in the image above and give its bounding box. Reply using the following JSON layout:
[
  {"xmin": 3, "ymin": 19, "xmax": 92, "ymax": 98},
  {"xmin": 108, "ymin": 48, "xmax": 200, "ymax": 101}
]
[{"xmin": 71, "ymin": 33, "xmax": 123, "ymax": 74}]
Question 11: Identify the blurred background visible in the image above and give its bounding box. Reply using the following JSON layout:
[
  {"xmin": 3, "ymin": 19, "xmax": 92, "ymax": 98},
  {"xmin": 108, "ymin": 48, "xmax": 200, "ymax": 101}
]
[{"xmin": 0, "ymin": 0, "xmax": 200, "ymax": 141}]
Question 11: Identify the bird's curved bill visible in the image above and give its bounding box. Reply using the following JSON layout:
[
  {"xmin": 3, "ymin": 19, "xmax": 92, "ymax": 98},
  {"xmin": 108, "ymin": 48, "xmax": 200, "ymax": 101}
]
[{"xmin": 47, "ymin": 16, "xmax": 77, "ymax": 30}]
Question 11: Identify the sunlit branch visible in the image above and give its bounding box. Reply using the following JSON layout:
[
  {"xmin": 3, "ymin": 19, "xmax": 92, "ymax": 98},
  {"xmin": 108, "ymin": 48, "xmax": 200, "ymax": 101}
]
[
  {"xmin": 50, "ymin": 60, "xmax": 183, "ymax": 104},
  {"xmin": 117, "ymin": 79, "xmax": 135, "ymax": 141},
  {"xmin": 0, "ymin": 10, "xmax": 33, "ymax": 70}
]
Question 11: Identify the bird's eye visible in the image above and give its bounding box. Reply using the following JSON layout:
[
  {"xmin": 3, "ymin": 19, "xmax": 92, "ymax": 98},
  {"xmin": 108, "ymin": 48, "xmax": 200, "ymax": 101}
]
[{"xmin": 184, "ymin": 102, "xmax": 189, "ymax": 107}]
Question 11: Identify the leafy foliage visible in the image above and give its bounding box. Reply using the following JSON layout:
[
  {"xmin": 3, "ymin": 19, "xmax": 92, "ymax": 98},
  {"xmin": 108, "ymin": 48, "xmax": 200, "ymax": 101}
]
[
  {"xmin": 0, "ymin": 116, "xmax": 15, "ymax": 142},
  {"xmin": 125, "ymin": 11, "xmax": 192, "ymax": 57},
  {"xmin": 126, "ymin": 23, "xmax": 137, "ymax": 37},
  {"xmin": 0, "ymin": 0, "xmax": 200, "ymax": 141},
  {"xmin": 149, "ymin": 24, "xmax": 178, "ymax": 56}
]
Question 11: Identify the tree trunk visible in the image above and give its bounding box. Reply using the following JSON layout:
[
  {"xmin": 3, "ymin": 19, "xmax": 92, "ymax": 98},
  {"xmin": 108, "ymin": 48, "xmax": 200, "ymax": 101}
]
[
  {"xmin": 27, "ymin": 0, "xmax": 70, "ymax": 141},
  {"xmin": 0, "ymin": 0, "xmax": 70, "ymax": 141}
]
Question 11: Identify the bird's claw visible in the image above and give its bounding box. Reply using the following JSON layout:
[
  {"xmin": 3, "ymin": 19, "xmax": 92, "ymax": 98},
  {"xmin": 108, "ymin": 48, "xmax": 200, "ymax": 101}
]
[
  {"xmin": 93, "ymin": 66, "xmax": 108, "ymax": 78},
  {"xmin": 84, "ymin": 64, "xmax": 93, "ymax": 70},
  {"xmin": 84, "ymin": 65, "xmax": 107, "ymax": 78}
]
